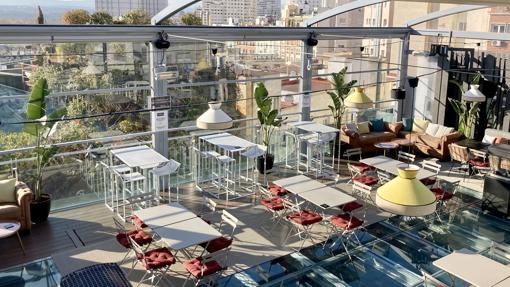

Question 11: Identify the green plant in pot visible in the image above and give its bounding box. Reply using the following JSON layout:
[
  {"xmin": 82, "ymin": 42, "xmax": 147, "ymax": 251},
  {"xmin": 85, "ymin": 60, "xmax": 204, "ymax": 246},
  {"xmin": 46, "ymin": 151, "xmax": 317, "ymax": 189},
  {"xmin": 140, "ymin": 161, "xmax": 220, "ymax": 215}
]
[
  {"xmin": 255, "ymin": 83, "xmax": 285, "ymax": 173},
  {"xmin": 24, "ymin": 78, "xmax": 66, "ymax": 223},
  {"xmin": 448, "ymin": 73, "xmax": 482, "ymax": 139},
  {"xmin": 327, "ymin": 67, "xmax": 357, "ymax": 157}
]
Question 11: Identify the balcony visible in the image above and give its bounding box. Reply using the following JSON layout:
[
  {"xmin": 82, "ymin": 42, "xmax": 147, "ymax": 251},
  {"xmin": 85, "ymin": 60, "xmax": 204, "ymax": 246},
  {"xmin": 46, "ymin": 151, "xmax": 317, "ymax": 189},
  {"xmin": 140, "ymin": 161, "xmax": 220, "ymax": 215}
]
[{"xmin": 0, "ymin": 24, "xmax": 509, "ymax": 287}]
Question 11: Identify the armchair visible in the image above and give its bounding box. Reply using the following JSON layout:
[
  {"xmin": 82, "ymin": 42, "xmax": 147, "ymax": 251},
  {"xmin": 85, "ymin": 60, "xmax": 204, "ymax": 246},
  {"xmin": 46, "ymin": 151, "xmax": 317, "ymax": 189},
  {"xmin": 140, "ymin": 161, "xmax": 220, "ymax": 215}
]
[{"xmin": 0, "ymin": 181, "xmax": 33, "ymax": 231}]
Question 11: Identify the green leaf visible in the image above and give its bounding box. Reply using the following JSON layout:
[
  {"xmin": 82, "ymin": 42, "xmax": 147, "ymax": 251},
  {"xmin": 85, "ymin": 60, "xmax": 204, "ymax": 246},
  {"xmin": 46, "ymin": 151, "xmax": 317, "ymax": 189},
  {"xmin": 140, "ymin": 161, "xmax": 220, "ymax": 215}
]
[
  {"xmin": 257, "ymin": 110, "xmax": 264, "ymax": 125},
  {"xmin": 266, "ymin": 110, "xmax": 278, "ymax": 126},
  {"xmin": 23, "ymin": 78, "xmax": 48, "ymax": 136}
]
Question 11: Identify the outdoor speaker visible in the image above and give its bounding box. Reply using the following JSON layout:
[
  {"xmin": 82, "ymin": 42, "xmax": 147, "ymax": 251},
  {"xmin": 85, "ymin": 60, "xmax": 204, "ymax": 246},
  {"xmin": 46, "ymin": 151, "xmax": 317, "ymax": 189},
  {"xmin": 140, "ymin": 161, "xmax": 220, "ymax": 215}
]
[
  {"xmin": 408, "ymin": 77, "xmax": 419, "ymax": 88},
  {"xmin": 153, "ymin": 32, "xmax": 170, "ymax": 49},
  {"xmin": 391, "ymin": 88, "xmax": 406, "ymax": 100},
  {"xmin": 307, "ymin": 33, "xmax": 318, "ymax": 47},
  {"xmin": 211, "ymin": 48, "xmax": 218, "ymax": 55}
]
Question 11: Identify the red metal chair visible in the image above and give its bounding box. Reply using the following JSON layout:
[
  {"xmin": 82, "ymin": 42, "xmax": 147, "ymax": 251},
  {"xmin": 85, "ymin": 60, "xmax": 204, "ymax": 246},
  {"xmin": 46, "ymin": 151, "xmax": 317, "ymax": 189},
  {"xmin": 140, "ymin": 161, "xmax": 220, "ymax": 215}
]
[
  {"xmin": 113, "ymin": 217, "xmax": 152, "ymax": 265},
  {"xmin": 282, "ymin": 198, "xmax": 323, "ymax": 250},
  {"xmin": 183, "ymin": 249, "xmax": 228, "ymax": 286}
]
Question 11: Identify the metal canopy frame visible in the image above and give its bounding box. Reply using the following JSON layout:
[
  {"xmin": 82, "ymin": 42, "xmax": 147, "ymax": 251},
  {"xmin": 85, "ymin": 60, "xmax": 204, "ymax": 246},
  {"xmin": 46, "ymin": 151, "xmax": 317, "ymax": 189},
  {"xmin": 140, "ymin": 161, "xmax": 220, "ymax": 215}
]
[
  {"xmin": 403, "ymin": 4, "xmax": 489, "ymax": 27},
  {"xmin": 305, "ymin": 0, "xmax": 388, "ymax": 27},
  {"xmin": 151, "ymin": 0, "xmax": 201, "ymax": 25},
  {"xmin": 414, "ymin": 29, "xmax": 510, "ymax": 41}
]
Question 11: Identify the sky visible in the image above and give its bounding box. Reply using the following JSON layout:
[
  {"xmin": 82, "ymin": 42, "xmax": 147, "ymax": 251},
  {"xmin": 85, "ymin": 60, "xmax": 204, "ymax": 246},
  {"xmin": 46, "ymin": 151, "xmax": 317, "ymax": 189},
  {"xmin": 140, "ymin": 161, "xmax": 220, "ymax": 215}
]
[{"xmin": 0, "ymin": 0, "xmax": 94, "ymax": 8}]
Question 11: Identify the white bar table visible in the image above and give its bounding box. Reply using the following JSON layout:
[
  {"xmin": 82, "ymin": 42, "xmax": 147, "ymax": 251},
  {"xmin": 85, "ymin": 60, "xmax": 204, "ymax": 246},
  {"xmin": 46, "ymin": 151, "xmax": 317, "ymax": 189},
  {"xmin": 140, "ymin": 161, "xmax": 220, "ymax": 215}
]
[
  {"xmin": 433, "ymin": 250, "xmax": 510, "ymax": 287},
  {"xmin": 154, "ymin": 217, "xmax": 222, "ymax": 251},
  {"xmin": 111, "ymin": 145, "xmax": 169, "ymax": 168},
  {"xmin": 200, "ymin": 132, "xmax": 256, "ymax": 152},
  {"xmin": 133, "ymin": 203, "xmax": 196, "ymax": 229},
  {"xmin": 360, "ymin": 156, "xmax": 435, "ymax": 180},
  {"xmin": 299, "ymin": 186, "xmax": 356, "ymax": 209},
  {"xmin": 273, "ymin": 175, "xmax": 326, "ymax": 194}
]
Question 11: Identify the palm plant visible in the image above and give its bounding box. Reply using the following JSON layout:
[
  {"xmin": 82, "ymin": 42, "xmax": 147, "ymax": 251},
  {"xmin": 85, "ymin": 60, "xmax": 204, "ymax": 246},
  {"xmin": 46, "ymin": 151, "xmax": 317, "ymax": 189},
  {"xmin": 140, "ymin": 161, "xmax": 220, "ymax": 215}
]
[
  {"xmin": 449, "ymin": 73, "xmax": 482, "ymax": 139},
  {"xmin": 255, "ymin": 83, "xmax": 285, "ymax": 151},
  {"xmin": 327, "ymin": 67, "xmax": 357, "ymax": 129}
]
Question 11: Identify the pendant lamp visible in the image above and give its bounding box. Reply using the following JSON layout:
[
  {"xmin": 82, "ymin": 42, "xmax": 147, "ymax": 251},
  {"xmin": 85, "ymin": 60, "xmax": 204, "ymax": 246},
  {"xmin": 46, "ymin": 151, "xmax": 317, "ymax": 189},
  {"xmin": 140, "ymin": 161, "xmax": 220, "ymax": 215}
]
[
  {"xmin": 376, "ymin": 164, "xmax": 436, "ymax": 217},
  {"xmin": 345, "ymin": 87, "xmax": 373, "ymax": 109},
  {"xmin": 196, "ymin": 101, "xmax": 233, "ymax": 130},
  {"xmin": 462, "ymin": 84, "xmax": 486, "ymax": 102}
]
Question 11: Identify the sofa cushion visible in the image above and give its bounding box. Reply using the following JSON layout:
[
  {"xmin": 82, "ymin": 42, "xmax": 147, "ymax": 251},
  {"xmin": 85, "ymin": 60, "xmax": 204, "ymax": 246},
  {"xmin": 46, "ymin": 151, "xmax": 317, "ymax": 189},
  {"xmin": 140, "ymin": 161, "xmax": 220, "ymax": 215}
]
[
  {"xmin": 416, "ymin": 134, "xmax": 442, "ymax": 149},
  {"xmin": 358, "ymin": 132, "xmax": 395, "ymax": 145},
  {"xmin": 495, "ymin": 137, "xmax": 508, "ymax": 145},
  {"xmin": 0, "ymin": 203, "xmax": 20, "ymax": 218},
  {"xmin": 369, "ymin": 118, "xmax": 385, "ymax": 132},
  {"xmin": 402, "ymin": 117, "xmax": 413, "ymax": 132},
  {"xmin": 435, "ymin": 125, "xmax": 454, "ymax": 138},
  {"xmin": 482, "ymin": 134, "xmax": 496, "ymax": 144},
  {"xmin": 357, "ymin": 122, "xmax": 370, "ymax": 134},
  {"xmin": 385, "ymin": 122, "xmax": 403, "ymax": 134},
  {"xmin": 425, "ymin": 123, "xmax": 440, "ymax": 137},
  {"xmin": 412, "ymin": 118, "xmax": 429, "ymax": 134},
  {"xmin": 0, "ymin": 178, "xmax": 16, "ymax": 204},
  {"xmin": 345, "ymin": 122, "xmax": 358, "ymax": 133}
]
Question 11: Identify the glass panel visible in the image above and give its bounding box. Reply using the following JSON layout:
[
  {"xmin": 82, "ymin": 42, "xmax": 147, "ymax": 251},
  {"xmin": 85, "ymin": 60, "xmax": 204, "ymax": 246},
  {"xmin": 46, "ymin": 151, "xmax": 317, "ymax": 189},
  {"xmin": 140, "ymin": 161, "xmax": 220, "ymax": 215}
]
[{"xmin": 0, "ymin": 257, "xmax": 60, "ymax": 287}]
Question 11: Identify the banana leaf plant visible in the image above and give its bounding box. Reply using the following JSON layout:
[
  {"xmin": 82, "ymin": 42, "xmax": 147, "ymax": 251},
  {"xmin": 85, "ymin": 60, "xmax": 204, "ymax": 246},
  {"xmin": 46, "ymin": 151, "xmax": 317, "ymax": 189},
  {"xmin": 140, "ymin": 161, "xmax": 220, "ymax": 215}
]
[
  {"xmin": 24, "ymin": 78, "xmax": 66, "ymax": 201},
  {"xmin": 448, "ymin": 76, "xmax": 481, "ymax": 139},
  {"xmin": 327, "ymin": 67, "xmax": 357, "ymax": 130},
  {"xmin": 255, "ymin": 83, "xmax": 285, "ymax": 153}
]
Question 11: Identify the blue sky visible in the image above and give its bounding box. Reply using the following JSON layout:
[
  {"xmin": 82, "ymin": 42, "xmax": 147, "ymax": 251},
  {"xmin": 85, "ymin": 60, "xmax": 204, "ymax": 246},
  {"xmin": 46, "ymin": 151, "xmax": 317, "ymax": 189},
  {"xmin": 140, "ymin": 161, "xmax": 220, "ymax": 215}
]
[{"xmin": 1, "ymin": 0, "xmax": 94, "ymax": 8}]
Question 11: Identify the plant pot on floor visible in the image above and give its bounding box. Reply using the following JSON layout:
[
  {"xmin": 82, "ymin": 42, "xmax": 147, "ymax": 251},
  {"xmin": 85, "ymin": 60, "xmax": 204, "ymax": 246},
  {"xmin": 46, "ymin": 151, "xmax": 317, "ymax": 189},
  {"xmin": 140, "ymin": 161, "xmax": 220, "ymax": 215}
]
[
  {"xmin": 257, "ymin": 154, "xmax": 274, "ymax": 173},
  {"xmin": 30, "ymin": 193, "xmax": 51, "ymax": 224}
]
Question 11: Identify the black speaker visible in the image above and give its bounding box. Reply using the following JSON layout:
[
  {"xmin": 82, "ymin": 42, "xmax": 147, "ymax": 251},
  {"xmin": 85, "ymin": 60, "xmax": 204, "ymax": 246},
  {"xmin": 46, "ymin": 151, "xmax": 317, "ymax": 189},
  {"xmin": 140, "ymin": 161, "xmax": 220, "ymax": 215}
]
[
  {"xmin": 307, "ymin": 33, "xmax": 318, "ymax": 47},
  {"xmin": 391, "ymin": 88, "xmax": 406, "ymax": 100},
  {"xmin": 153, "ymin": 32, "xmax": 170, "ymax": 49},
  {"xmin": 211, "ymin": 48, "xmax": 218, "ymax": 55},
  {"xmin": 408, "ymin": 77, "xmax": 419, "ymax": 88}
]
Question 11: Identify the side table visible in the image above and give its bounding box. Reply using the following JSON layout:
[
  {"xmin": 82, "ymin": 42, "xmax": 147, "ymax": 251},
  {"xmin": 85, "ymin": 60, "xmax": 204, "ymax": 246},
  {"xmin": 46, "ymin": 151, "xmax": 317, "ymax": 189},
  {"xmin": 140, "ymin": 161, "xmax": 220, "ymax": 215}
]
[
  {"xmin": 374, "ymin": 142, "xmax": 399, "ymax": 157},
  {"xmin": 0, "ymin": 221, "xmax": 25, "ymax": 254}
]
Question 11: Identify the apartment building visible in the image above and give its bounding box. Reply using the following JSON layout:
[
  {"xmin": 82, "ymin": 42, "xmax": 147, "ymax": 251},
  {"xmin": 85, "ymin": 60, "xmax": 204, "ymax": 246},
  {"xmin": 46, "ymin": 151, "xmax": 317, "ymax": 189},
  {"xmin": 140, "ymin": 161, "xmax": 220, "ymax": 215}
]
[
  {"xmin": 257, "ymin": 0, "xmax": 282, "ymax": 20},
  {"xmin": 201, "ymin": 0, "xmax": 257, "ymax": 25}
]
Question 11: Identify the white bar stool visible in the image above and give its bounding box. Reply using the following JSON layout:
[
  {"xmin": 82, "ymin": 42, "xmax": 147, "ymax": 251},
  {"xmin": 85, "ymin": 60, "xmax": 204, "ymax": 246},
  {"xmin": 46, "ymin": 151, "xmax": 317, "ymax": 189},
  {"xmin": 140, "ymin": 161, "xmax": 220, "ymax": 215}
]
[
  {"xmin": 149, "ymin": 159, "xmax": 181, "ymax": 203},
  {"xmin": 240, "ymin": 145, "xmax": 267, "ymax": 192}
]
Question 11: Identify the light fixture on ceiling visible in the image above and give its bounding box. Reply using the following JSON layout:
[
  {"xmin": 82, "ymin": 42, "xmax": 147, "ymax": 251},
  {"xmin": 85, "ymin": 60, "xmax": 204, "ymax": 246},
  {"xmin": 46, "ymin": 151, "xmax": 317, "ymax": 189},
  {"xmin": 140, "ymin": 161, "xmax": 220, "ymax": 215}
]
[
  {"xmin": 376, "ymin": 164, "xmax": 436, "ymax": 217},
  {"xmin": 196, "ymin": 101, "xmax": 233, "ymax": 130},
  {"xmin": 344, "ymin": 87, "xmax": 373, "ymax": 109},
  {"xmin": 463, "ymin": 84, "xmax": 486, "ymax": 102}
]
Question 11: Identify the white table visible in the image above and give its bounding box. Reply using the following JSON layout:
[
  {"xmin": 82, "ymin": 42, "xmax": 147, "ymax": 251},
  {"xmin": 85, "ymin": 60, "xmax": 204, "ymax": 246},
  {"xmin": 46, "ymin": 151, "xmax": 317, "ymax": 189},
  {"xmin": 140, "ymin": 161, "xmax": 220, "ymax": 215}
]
[
  {"xmin": 273, "ymin": 175, "xmax": 326, "ymax": 194},
  {"xmin": 433, "ymin": 250, "xmax": 510, "ymax": 287},
  {"xmin": 360, "ymin": 156, "xmax": 435, "ymax": 180},
  {"xmin": 0, "ymin": 221, "xmax": 24, "ymax": 254},
  {"xmin": 133, "ymin": 203, "xmax": 196, "ymax": 229},
  {"xmin": 153, "ymin": 217, "xmax": 222, "ymax": 251},
  {"xmin": 299, "ymin": 186, "xmax": 356, "ymax": 209},
  {"xmin": 199, "ymin": 132, "xmax": 256, "ymax": 152},
  {"xmin": 288, "ymin": 121, "xmax": 339, "ymax": 134},
  {"xmin": 110, "ymin": 145, "xmax": 169, "ymax": 168}
]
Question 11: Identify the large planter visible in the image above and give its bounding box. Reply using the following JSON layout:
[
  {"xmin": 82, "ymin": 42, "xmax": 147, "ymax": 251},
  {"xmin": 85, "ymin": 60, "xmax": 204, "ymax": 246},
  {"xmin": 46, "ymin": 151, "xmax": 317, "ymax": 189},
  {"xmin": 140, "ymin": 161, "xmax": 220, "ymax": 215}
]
[
  {"xmin": 30, "ymin": 193, "xmax": 51, "ymax": 224},
  {"xmin": 257, "ymin": 153, "xmax": 274, "ymax": 174}
]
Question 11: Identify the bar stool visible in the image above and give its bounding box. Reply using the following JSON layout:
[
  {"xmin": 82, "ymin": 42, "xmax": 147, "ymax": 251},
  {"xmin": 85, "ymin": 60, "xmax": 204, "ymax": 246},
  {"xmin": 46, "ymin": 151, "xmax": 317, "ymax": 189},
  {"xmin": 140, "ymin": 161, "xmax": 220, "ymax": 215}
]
[
  {"xmin": 112, "ymin": 168, "xmax": 147, "ymax": 221},
  {"xmin": 305, "ymin": 132, "xmax": 336, "ymax": 177},
  {"xmin": 192, "ymin": 147, "xmax": 213, "ymax": 186},
  {"xmin": 240, "ymin": 145, "xmax": 267, "ymax": 192},
  {"xmin": 215, "ymin": 155, "xmax": 236, "ymax": 202},
  {"xmin": 149, "ymin": 159, "xmax": 181, "ymax": 203}
]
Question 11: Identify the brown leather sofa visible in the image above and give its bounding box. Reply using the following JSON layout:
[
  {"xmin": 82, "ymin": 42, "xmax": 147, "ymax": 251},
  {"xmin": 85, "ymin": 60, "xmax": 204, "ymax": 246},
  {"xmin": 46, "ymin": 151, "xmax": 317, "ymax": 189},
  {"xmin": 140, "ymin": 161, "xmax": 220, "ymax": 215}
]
[
  {"xmin": 398, "ymin": 130, "xmax": 461, "ymax": 160},
  {"xmin": 340, "ymin": 122, "xmax": 400, "ymax": 153},
  {"xmin": 0, "ymin": 181, "xmax": 33, "ymax": 231}
]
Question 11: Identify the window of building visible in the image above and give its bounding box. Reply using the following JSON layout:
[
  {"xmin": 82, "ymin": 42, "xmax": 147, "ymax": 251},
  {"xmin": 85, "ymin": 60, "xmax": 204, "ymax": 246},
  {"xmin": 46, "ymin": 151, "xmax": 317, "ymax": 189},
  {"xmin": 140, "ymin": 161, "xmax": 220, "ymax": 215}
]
[
  {"xmin": 372, "ymin": 18, "xmax": 376, "ymax": 26},
  {"xmin": 383, "ymin": 19, "xmax": 387, "ymax": 26},
  {"xmin": 458, "ymin": 22, "xmax": 467, "ymax": 31},
  {"xmin": 492, "ymin": 24, "xmax": 506, "ymax": 33}
]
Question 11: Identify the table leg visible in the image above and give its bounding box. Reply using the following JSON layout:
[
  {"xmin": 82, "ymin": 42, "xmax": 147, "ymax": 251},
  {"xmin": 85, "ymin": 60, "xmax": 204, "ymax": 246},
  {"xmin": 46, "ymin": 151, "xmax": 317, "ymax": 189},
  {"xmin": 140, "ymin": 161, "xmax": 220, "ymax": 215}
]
[{"xmin": 16, "ymin": 231, "xmax": 25, "ymax": 255}]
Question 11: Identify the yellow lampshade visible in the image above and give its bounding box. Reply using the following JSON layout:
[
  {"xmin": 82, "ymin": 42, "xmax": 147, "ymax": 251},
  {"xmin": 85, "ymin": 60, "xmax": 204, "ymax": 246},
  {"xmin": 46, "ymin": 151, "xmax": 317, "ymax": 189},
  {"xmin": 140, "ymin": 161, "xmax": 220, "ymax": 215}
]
[
  {"xmin": 376, "ymin": 164, "xmax": 436, "ymax": 217},
  {"xmin": 345, "ymin": 87, "xmax": 373, "ymax": 109}
]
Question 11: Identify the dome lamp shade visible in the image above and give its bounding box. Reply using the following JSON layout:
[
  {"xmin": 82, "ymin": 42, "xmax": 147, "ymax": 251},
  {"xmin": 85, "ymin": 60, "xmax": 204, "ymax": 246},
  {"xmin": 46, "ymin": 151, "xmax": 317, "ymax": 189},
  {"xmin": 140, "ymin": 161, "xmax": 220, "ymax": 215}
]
[
  {"xmin": 376, "ymin": 164, "xmax": 436, "ymax": 217},
  {"xmin": 196, "ymin": 101, "xmax": 233, "ymax": 130},
  {"xmin": 462, "ymin": 84, "xmax": 486, "ymax": 102},
  {"xmin": 345, "ymin": 87, "xmax": 373, "ymax": 109}
]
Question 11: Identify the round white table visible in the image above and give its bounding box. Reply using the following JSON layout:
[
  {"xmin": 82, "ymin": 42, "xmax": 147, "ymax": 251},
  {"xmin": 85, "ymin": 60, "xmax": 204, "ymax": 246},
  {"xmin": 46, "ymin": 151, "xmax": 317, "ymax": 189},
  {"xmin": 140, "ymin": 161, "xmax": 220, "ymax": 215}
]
[
  {"xmin": 374, "ymin": 142, "xmax": 399, "ymax": 157},
  {"xmin": 0, "ymin": 221, "xmax": 25, "ymax": 254}
]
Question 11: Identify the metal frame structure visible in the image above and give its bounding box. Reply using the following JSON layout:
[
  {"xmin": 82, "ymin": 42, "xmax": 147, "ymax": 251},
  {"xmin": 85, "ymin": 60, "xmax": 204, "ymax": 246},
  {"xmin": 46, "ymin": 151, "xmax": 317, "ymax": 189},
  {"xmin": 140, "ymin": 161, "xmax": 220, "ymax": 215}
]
[
  {"xmin": 403, "ymin": 5, "xmax": 489, "ymax": 27},
  {"xmin": 151, "ymin": 0, "xmax": 202, "ymax": 25},
  {"xmin": 305, "ymin": 0, "xmax": 388, "ymax": 28}
]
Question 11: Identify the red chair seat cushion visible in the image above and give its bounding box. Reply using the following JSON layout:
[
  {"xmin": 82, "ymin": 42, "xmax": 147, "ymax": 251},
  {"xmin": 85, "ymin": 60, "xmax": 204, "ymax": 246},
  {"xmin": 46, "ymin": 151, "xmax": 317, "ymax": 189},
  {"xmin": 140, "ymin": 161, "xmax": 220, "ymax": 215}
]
[
  {"xmin": 184, "ymin": 257, "xmax": 223, "ymax": 278},
  {"xmin": 287, "ymin": 210, "xmax": 322, "ymax": 226},
  {"xmin": 353, "ymin": 175, "xmax": 378, "ymax": 186},
  {"xmin": 200, "ymin": 236, "xmax": 233, "ymax": 253},
  {"xmin": 431, "ymin": 188, "xmax": 453, "ymax": 201},
  {"xmin": 352, "ymin": 163, "xmax": 372, "ymax": 174},
  {"xmin": 340, "ymin": 201, "xmax": 363, "ymax": 213},
  {"xmin": 138, "ymin": 247, "xmax": 176, "ymax": 270},
  {"xmin": 420, "ymin": 177, "xmax": 436, "ymax": 186},
  {"xmin": 131, "ymin": 215, "xmax": 148, "ymax": 228},
  {"xmin": 269, "ymin": 184, "xmax": 289, "ymax": 196},
  {"xmin": 261, "ymin": 197, "xmax": 285, "ymax": 211},
  {"xmin": 469, "ymin": 158, "xmax": 489, "ymax": 168},
  {"xmin": 330, "ymin": 213, "xmax": 364, "ymax": 230},
  {"xmin": 116, "ymin": 229, "xmax": 152, "ymax": 248}
]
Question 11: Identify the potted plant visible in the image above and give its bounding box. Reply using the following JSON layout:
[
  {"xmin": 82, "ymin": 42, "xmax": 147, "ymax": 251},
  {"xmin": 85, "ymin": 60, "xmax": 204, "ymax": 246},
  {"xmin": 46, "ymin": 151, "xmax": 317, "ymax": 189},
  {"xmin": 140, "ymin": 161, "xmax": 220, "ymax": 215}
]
[
  {"xmin": 24, "ymin": 78, "xmax": 65, "ymax": 223},
  {"xmin": 448, "ymin": 76, "xmax": 481, "ymax": 140},
  {"xmin": 255, "ymin": 83, "xmax": 285, "ymax": 173},
  {"xmin": 327, "ymin": 67, "xmax": 357, "ymax": 156}
]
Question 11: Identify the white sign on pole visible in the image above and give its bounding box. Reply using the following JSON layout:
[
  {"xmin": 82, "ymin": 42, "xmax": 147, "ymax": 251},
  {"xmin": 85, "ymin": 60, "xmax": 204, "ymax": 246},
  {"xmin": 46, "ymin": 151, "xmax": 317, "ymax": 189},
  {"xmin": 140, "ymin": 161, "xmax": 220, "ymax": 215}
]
[{"xmin": 154, "ymin": 110, "xmax": 168, "ymax": 132}]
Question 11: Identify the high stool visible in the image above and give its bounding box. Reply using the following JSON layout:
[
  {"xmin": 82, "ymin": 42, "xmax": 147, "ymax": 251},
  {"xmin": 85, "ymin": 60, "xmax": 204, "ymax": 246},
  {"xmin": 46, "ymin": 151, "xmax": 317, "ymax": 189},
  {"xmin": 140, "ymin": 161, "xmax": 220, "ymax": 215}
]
[
  {"xmin": 240, "ymin": 145, "xmax": 267, "ymax": 193},
  {"xmin": 112, "ymin": 168, "xmax": 147, "ymax": 221},
  {"xmin": 149, "ymin": 159, "xmax": 181, "ymax": 203}
]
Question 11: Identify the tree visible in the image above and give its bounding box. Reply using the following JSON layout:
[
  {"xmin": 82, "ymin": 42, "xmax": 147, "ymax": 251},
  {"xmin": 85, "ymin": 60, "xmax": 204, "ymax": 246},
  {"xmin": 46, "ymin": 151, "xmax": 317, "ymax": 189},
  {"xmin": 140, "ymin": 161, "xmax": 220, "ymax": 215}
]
[
  {"xmin": 62, "ymin": 9, "xmax": 90, "ymax": 24},
  {"xmin": 181, "ymin": 13, "xmax": 202, "ymax": 25},
  {"xmin": 123, "ymin": 9, "xmax": 150, "ymax": 24},
  {"xmin": 37, "ymin": 6, "xmax": 44, "ymax": 24},
  {"xmin": 90, "ymin": 11, "xmax": 113, "ymax": 24}
]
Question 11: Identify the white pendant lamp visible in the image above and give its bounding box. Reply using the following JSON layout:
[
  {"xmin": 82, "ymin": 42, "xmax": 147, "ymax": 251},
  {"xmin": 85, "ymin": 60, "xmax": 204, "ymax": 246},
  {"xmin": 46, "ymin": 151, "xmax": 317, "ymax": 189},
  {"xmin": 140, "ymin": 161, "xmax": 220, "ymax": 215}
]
[
  {"xmin": 462, "ymin": 84, "xmax": 485, "ymax": 102},
  {"xmin": 196, "ymin": 101, "xmax": 233, "ymax": 130},
  {"xmin": 376, "ymin": 164, "xmax": 436, "ymax": 217}
]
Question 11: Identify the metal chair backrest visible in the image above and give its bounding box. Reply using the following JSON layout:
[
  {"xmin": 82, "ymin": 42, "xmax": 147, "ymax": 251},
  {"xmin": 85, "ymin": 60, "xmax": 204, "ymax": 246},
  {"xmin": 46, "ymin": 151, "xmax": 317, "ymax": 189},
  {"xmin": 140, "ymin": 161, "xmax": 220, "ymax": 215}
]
[
  {"xmin": 376, "ymin": 170, "xmax": 392, "ymax": 184},
  {"xmin": 353, "ymin": 181, "xmax": 373, "ymax": 200},
  {"xmin": 421, "ymin": 160, "xmax": 441, "ymax": 175},
  {"xmin": 398, "ymin": 151, "xmax": 416, "ymax": 163},
  {"xmin": 281, "ymin": 197, "xmax": 300, "ymax": 213},
  {"xmin": 152, "ymin": 159, "xmax": 181, "ymax": 175},
  {"xmin": 202, "ymin": 196, "xmax": 217, "ymax": 214},
  {"xmin": 113, "ymin": 216, "xmax": 127, "ymax": 234},
  {"xmin": 344, "ymin": 148, "xmax": 362, "ymax": 161},
  {"xmin": 470, "ymin": 149, "xmax": 487, "ymax": 161},
  {"xmin": 347, "ymin": 163, "xmax": 361, "ymax": 178},
  {"xmin": 448, "ymin": 143, "xmax": 468, "ymax": 163},
  {"xmin": 127, "ymin": 235, "xmax": 148, "ymax": 267},
  {"xmin": 219, "ymin": 210, "xmax": 239, "ymax": 238}
]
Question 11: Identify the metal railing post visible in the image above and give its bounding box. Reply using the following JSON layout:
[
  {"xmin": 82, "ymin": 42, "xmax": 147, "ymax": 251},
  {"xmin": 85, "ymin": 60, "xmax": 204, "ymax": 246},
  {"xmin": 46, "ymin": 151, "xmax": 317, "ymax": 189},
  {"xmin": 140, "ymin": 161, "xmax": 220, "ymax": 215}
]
[{"xmin": 149, "ymin": 42, "xmax": 169, "ymax": 157}]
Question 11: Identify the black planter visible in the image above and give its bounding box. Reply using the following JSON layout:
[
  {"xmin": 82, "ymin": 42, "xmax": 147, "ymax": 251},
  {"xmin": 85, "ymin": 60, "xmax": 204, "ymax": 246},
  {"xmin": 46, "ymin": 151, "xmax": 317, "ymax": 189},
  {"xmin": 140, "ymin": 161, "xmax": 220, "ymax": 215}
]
[
  {"xmin": 391, "ymin": 88, "xmax": 406, "ymax": 100},
  {"xmin": 30, "ymin": 193, "xmax": 51, "ymax": 224},
  {"xmin": 257, "ymin": 153, "xmax": 274, "ymax": 174}
]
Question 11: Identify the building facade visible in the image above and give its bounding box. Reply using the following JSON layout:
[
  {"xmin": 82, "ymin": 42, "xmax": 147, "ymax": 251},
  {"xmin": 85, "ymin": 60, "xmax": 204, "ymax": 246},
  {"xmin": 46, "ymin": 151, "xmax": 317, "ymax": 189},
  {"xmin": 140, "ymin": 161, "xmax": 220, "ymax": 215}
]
[
  {"xmin": 488, "ymin": 6, "xmax": 510, "ymax": 55},
  {"xmin": 257, "ymin": 0, "xmax": 281, "ymax": 20},
  {"xmin": 95, "ymin": 0, "xmax": 168, "ymax": 18},
  {"xmin": 202, "ymin": 0, "xmax": 257, "ymax": 25}
]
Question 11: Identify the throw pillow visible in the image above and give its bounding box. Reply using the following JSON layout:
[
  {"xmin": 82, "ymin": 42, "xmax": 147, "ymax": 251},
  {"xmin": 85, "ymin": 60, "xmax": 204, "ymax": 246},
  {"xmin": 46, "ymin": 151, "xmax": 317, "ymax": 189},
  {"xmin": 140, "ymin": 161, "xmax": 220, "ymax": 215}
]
[
  {"xmin": 385, "ymin": 122, "xmax": 403, "ymax": 134},
  {"xmin": 369, "ymin": 118, "xmax": 385, "ymax": 132},
  {"xmin": 495, "ymin": 137, "xmax": 509, "ymax": 145},
  {"xmin": 345, "ymin": 122, "xmax": 358, "ymax": 133},
  {"xmin": 482, "ymin": 135, "xmax": 496, "ymax": 144},
  {"xmin": 434, "ymin": 126, "xmax": 454, "ymax": 138},
  {"xmin": 402, "ymin": 118, "xmax": 413, "ymax": 132},
  {"xmin": 412, "ymin": 118, "xmax": 429, "ymax": 134},
  {"xmin": 357, "ymin": 122, "xmax": 370, "ymax": 134},
  {"xmin": 0, "ymin": 178, "xmax": 16, "ymax": 203},
  {"xmin": 425, "ymin": 123, "xmax": 440, "ymax": 137}
]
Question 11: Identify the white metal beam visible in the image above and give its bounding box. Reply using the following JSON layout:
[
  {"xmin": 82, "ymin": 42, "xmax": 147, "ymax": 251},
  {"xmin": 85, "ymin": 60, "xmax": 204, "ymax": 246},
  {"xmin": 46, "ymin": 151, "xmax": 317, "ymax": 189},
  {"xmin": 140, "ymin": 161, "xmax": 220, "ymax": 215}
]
[
  {"xmin": 403, "ymin": 0, "xmax": 507, "ymax": 4},
  {"xmin": 305, "ymin": 0, "xmax": 388, "ymax": 27},
  {"xmin": 151, "ymin": 0, "xmax": 201, "ymax": 25},
  {"xmin": 414, "ymin": 29, "xmax": 510, "ymax": 41},
  {"xmin": 403, "ymin": 4, "xmax": 489, "ymax": 27}
]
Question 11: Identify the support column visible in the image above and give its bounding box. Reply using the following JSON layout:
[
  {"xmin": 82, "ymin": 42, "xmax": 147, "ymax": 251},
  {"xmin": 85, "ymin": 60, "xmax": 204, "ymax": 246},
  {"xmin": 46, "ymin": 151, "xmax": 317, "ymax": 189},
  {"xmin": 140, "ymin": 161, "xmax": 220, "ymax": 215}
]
[
  {"xmin": 397, "ymin": 32, "xmax": 411, "ymax": 121},
  {"xmin": 149, "ymin": 43, "xmax": 169, "ymax": 157},
  {"xmin": 299, "ymin": 41, "xmax": 313, "ymax": 121}
]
